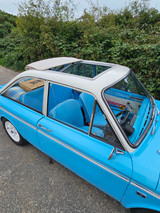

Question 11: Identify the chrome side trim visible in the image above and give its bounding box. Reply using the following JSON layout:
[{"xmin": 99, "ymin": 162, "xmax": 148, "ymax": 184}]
[
  {"xmin": 2, "ymin": 106, "xmax": 160, "ymax": 200},
  {"xmin": 131, "ymin": 181, "xmax": 160, "ymax": 200},
  {"xmin": 0, "ymin": 106, "xmax": 130, "ymax": 183},
  {"xmin": 0, "ymin": 106, "xmax": 37, "ymax": 130},
  {"xmin": 38, "ymin": 129, "xmax": 130, "ymax": 183}
]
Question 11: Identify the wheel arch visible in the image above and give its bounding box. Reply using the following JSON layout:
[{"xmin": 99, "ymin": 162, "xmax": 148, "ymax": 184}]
[
  {"xmin": 125, "ymin": 201, "xmax": 160, "ymax": 212},
  {"xmin": 130, "ymin": 207, "xmax": 159, "ymax": 213},
  {"xmin": 1, "ymin": 116, "xmax": 6, "ymax": 121},
  {"xmin": 0, "ymin": 113, "xmax": 24, "ymax": 139}
]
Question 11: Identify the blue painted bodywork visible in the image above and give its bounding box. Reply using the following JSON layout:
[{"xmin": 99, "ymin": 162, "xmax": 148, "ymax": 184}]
[{"xmin": 0, "ymin": 81, "xmax": 160, "ymax": 212}]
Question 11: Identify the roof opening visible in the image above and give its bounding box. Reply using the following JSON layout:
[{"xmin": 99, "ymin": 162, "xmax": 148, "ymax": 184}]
[{"xmin": 50, "ymin": 62, "xmax": 111, "ymax": 78}]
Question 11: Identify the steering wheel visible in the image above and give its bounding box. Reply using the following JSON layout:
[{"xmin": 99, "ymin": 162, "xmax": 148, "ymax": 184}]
[{"xmin": 116, "ymin": 110, "xmax": 130, "ymax": 126}]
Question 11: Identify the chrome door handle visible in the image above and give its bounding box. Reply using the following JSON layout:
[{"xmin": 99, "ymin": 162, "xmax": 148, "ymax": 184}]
[{"xmin": 38, "ymin": 124, "xmax": 52, "ymax": 132}]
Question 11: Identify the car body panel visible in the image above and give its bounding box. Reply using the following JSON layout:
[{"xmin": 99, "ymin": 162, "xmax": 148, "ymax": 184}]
[
  {"xmin": 129, "ymin": 101, "xmax": 160, "ymax": 192},
  {"xmin": 0, "ymin": 95, "xmax": 43, "ymax": 148},
  {"xmin": 121, "ymin": 100, "xmax": 160, "ymax": 211},
  {"xmin": 37, "ymin": 116, "xmax": 132, "ymax": 202},
  {"xmin": 121, "ymin": 181, "xmax": 160, "ymax": 211}
]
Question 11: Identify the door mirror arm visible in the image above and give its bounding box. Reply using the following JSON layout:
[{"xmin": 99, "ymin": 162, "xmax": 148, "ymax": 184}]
[
  {"xmin": 108, "ymin": 147, "xmax": 116, "ymax": 160},
  {"xmin": 108, "ymin": 147, "xmax": 125, "ymax": 160}
]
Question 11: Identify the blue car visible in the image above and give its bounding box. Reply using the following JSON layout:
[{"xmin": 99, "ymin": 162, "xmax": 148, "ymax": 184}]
[{"xmin": 0, "ymin": 57, "xmax": 160, "ymax": 213}]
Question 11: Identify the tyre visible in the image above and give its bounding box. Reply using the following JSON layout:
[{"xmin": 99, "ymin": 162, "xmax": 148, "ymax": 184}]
[
  {"xmin": 2, "ymin": 118, "xmax": 28, "ymax": 146},
  {"xmin": 130, "ymin": 208, "xmax": 159, "ymax": 213}
]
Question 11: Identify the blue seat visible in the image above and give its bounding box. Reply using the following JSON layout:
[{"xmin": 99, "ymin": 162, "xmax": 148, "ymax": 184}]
[
  {"xmin": 49, "ymin": 99, "xmax": 104, "ymax": 136},
  {"xmin": 48, "ymin": 84, "xmax": 74, "ymax": 113},
  {"xmin": 20, "ymin": 87, "xmax": 44, "ymax": 112},
  {"xmin": 79, "ymin": 93, "xmax": 95, "ymax": 123},
  {"xmin": 4, "ymin": 86, "xmax": 25, "ymax": 101},
  {"xmin": 79, "ymin": 93, "xmax": 106, "ymax": 125},
  {"xmin": 49, "ymin": 99, "xmax": 84, "ymax": 128}
]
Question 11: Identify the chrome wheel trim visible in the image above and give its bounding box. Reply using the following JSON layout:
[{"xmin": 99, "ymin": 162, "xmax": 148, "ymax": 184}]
[{"xmin": 5, "ymin": 121, "xmax": 20, "ymax": 142}]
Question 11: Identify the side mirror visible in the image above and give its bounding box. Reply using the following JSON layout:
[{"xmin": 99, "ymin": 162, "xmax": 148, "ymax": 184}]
[{"xmin": 108, "ymin": 147, "xmax": 125, "ymax": 160}]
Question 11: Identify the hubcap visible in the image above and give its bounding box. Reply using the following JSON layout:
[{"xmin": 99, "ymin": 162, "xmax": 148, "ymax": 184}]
[{"xmin": 5, "ymin": 121, "xmax": 20, "ymax": 142}]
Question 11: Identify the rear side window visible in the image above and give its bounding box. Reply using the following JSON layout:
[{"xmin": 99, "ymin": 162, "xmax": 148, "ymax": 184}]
[{"xmin": 3, "ymin": 78, "xmax": 45, "ymax": 113}]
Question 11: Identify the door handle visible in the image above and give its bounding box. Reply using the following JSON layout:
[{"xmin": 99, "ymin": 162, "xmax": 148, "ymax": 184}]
[{"xmin": 38, "ymin": 124, "xmax": 52, "ymax": 132}]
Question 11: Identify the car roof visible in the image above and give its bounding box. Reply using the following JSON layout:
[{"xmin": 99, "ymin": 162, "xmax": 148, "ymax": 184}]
[{"xmin": 4, "ymin": 63, "xmax": 130, "ymax": 96}]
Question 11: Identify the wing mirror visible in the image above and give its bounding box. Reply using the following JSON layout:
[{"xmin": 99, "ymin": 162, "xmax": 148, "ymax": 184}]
[{"xmin": 108, "ymin": 147, "xmax": 125, "ymax": 160}]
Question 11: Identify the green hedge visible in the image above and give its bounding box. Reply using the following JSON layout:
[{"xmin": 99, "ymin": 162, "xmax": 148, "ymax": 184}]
[{"xmin": 0, "ymin": 0, "xmax": 160, "ymax": 98}]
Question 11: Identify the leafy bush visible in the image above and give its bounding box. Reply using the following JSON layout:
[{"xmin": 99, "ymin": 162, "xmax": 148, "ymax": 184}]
[
  {"xmin": 0, "ymin": 10, "xmax": 16, "ymax": 38},
  {"xmin": 0, "ymin": 0, "xmax": 160, "ymax": 98}
]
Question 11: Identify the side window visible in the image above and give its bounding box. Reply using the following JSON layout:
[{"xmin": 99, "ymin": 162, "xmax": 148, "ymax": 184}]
[
  {"xmin": 91, "ymin": 103, "xmax": 123, "ymax": 149},
  {"xmin": 47, "ymin": 83, "xmax": 95, "ymax": 133},
  {"xmin": 3, "ymin": 78, "xmax": 44, "ymax": 113}
]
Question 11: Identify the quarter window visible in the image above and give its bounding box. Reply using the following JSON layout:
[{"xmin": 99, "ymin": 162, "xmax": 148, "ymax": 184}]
[{"xmin": 3, "ymin": 78, "xmax": 44, "ymax": 113}]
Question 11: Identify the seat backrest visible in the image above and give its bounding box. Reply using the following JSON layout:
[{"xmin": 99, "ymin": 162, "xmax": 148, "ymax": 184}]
[
  {"xmin": 48, "ymin": 83, "xmax": 73, "ymax": 112},
  {"xmin": 4, "ymin": 86, "xmax": 25, "ymax": 101},
  {"xmin": 49, "ymin": 99, "xmax": 84, "ymax": 127},
  {"xmin": 79, "ymin": 92, "xmax": 95, "ymax": 122},
  {"xmin": 20, "ymin": 87, "xmax": 44, "ymax": 112}
]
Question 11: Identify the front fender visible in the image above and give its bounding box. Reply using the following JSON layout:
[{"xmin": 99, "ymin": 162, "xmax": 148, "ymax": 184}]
[{"xmin": 121, "ymin": 182, "xmax": 160, "ymax": 212}]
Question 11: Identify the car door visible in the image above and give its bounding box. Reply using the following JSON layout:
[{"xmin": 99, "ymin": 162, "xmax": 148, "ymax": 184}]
[
  {"xmin": 37, "ymin": 83, "xmax": 132, "ymax": 202},
  {"xmin": 0, "ymin": 77, "xmax": 45, "ymax": 148}
]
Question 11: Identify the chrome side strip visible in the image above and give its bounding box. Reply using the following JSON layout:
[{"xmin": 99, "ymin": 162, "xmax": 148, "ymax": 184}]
[
  {"xmin": 3, "ymin": 105, "xmax": 160, "ymax": 199},
  {"xmin": 0, "ymin": 106, "xmax": 37, "ymax": 130},
  {"xmin": 38, "ymin": 129, "xmax": 129, "ymax": 183},
  {"xmin": 0, "ymin": 106, "xmax": 129, "ymax": 183},
  {"xmin": 131, "ymin": 181, "xmax": 160, "ymax": 200}
]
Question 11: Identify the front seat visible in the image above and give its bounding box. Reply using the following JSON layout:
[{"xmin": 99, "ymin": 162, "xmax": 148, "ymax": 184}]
[
  {"xmin": 49, "ymin": 99, "xmax": 84, "ymax": 128},
  {"xmin": 49, "ymin": 99, "xmax": 103, "ymax": 136}
]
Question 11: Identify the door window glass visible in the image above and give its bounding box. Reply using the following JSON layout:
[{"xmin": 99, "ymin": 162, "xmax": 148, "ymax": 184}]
[
  {"xmin": 47, "ymin": 83, "xmax": 95, "ymax": 133},
  {"xmin": 3, "ymin": 78, "xmax": 44, "ymax": 113},
  {"xmin": 91, "ymin": 103, "xmax": 122, "ymax": 149}
]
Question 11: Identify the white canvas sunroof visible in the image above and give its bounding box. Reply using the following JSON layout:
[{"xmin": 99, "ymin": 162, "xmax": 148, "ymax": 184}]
[{"xmin": 25, "ymin": 57, "xmax": 82, "ymax": 71}]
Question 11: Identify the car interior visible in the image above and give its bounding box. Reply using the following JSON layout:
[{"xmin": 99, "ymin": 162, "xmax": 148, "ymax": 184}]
[{"xmin": 3, "ymin": 76, "xmax": 151, "ymax": 145}]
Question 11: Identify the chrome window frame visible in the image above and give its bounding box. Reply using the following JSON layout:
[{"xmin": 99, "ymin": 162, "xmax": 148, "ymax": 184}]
[{"xmin": 45, "ymin": 80, "xmax": 125, "ymax": 151}]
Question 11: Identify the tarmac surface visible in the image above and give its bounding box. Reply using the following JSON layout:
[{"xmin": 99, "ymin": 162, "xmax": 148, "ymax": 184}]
[{"xmin": 0, "ymin": 66, "xmax": 129, "ymax": 213}]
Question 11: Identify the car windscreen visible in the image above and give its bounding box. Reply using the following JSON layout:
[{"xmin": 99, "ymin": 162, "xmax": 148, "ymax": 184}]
[{"xmin": 103, "ymin": 71, "xmax": 153, "ymax": 145}]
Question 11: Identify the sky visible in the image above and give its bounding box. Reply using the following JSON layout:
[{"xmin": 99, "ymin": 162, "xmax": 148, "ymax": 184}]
[{"xmin": 0, "ymin": 0, "xmax": 160, "ymax": 16}]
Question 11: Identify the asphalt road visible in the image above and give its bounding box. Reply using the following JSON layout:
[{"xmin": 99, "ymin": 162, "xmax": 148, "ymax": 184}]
[{"xmin": 0, "ymin": 66, "xmax": 129, "ymax": 213}]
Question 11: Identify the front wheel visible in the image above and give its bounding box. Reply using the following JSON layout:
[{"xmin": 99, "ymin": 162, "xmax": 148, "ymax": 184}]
[{"xmin": 2, "ymin": 118, "xmax": 27, "ymax": 146}]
